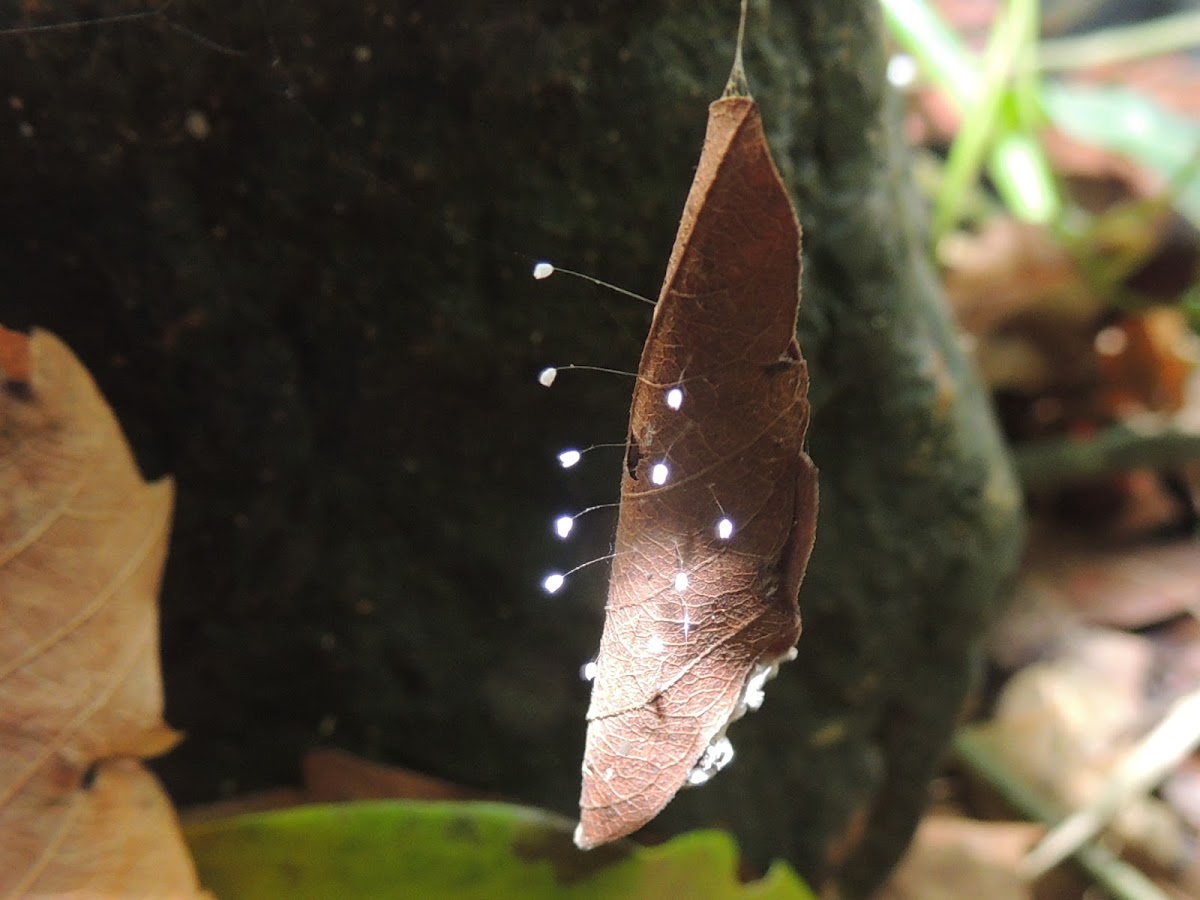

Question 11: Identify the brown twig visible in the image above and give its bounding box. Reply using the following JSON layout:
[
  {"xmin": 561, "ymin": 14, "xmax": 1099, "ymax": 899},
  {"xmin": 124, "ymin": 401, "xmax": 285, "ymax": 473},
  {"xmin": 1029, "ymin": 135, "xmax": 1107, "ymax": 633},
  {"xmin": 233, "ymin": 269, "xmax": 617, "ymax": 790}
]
[{"xmin": 953, "ymin": 728, "xmax": 1171, "ymax": 900}]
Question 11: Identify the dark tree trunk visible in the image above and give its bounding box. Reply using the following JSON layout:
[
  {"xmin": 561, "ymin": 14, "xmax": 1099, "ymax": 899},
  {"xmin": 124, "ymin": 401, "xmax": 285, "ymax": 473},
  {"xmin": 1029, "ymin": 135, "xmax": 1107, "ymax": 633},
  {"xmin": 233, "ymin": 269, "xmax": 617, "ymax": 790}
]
[{"xmin": 0, "ymin": 1, "xmax": 1023, "ymax": 895}]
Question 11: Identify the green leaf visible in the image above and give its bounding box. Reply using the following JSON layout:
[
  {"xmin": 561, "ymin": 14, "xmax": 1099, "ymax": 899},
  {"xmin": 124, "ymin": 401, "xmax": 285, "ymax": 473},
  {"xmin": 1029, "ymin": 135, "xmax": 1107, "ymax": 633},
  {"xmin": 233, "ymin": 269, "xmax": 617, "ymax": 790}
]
[
  {"xmin": 882, "ymin": 0, "xmax": 1059, "ymax": 231},
  {"xmin": 184, "ymin": 800, "xmax": 816, "ymax": 900},
  {"xmin": 935, "ymin": 0, "xmax": 1044, "ymax": 235}
]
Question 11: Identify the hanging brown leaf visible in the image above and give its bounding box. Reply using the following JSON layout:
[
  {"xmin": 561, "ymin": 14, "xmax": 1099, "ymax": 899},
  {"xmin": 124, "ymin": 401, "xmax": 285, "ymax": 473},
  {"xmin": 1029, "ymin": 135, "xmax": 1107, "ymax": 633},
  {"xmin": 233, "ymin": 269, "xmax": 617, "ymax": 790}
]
[
  {"xmin": 0, "ymin": 326, "xmax": 207, "ymax": 896},
  {"xmin": 575, "ymin": 89, "xmax": 818, "ymax": 848}
]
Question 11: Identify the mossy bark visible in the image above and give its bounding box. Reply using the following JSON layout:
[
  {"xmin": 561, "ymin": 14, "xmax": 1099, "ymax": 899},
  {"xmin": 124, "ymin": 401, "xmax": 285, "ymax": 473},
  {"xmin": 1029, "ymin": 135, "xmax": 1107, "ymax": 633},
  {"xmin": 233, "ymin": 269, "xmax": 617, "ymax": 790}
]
[{"xmin": 0, "ymin": 1, "xmax": 1023, "ymax": 894}]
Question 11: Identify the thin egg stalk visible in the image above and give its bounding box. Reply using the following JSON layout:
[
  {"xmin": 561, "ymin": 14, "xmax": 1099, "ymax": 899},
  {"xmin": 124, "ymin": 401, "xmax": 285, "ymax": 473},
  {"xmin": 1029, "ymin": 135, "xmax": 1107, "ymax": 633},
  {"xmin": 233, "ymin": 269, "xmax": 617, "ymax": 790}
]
[
  {"xmin": 529, "ymin": 259, "xmax": 656, "ymax": 307},
  {"xmin": 540, "ymin": 552, "xmax": 618, "ymax": 596}
]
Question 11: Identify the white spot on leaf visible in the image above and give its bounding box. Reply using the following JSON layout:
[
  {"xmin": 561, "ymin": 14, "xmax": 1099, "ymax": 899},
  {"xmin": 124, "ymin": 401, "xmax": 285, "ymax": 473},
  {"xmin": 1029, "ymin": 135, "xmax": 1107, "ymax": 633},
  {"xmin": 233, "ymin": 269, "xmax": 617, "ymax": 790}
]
[{"xmin": 651, "ymin": 462, "xmax": 669, "ymax": 485}]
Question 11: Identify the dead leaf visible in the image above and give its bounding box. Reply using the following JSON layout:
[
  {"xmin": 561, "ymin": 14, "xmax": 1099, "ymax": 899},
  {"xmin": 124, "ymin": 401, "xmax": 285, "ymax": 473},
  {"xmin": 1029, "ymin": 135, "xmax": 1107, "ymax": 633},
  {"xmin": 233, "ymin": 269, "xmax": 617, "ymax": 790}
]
[
  {"xmin": 302, "ymin": 748, "xmax": 487, "ymax": 804},
  {"xmin": 178, "ymin": 788, "xmax": 309, "ymax": 825},
  {"xmin": 941, "ymin": 218, "xmax": 1098, "ymax": 339},
  {"xmin": 1019, "ymin": 533, "xmax": 1200, "ymax": 630},
  {"xmin": 1095, "ymin": 308, "xmax": 1200, "ymax": 418},
  {"xmin": 877, "ymin": 814, "xmax": 1041, "ymax": 900},
  {"xmin": 184, "ymin": 747, "xmax": 489, "ymax": 824},
  {"xmin": 180, "ymin": 748, "xmax": 491, "ymax": 825},
  {"xmin": 1162, "ymin": 756, "xmax": 1200, "ymax": 834},
  {"xmin": 971, "ymin": 627, "xmax": 1195, "ymax": 879},
  {"xmin": 0, "ymin": 327, "xmax": 32, "ymax": 386},
  {"xmin": 0, "ymin": 326, "xmax": 205, "ymax": 896},
  {"xmin": 575, "ymin": 90, "xmax": 818, "ymax": 849}
]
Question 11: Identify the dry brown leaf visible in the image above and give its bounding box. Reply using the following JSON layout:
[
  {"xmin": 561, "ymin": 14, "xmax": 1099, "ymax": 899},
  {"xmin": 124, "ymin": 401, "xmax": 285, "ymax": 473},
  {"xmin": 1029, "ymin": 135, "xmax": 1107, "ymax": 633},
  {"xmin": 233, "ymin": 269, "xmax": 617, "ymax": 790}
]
[
  {"xmin": 0, "ymin": 327, "xmax": 32, "ymax": 386},
  {"xmin": 1096, "ymin": 308, "xmax": 1200, "ymax": 418},
  {"xmin": 5, "ymin": 758, "xmax": 205, "ymax": 898},
  {"xmin": 178, "ymin": 788, "xmax": 308, "ymax": 826},
  {"xmin": 877, "ymin": 814, "xmax": 1041, "ymax": 900},
  {"xmin": 180, "ymin": 748, "xmax": 489, "ymax": 825},
  {"xmin": 302, "ymin": 747, "xmax": 487, "ymax": 804},
  {"xmin": 941, "ymin": 218, "xmax": 1098, "ymax": 339},
  {"xmin": 1019, "ymin": 534, "xmax": 1200, "ymax": 630},
  {"xmin": 575, "ymin": 88, "xmax": 817, "ymax": 848},
  {"xmin": 973, "ymin": 628, "xmax": 1195, "ymax": 879},
  {"xmin": 1163, "ymin": 756, "xmax": 1200, "ymax": 835},
  {"xmin": 0, "ymin": 326, "xmax": 205, "ymax": 896}
]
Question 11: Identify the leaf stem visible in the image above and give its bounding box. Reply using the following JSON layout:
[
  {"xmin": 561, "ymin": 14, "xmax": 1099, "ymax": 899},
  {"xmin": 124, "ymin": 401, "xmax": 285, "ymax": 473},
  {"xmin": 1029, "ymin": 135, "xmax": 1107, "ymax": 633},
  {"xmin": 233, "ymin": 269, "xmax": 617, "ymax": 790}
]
[
  {"xmin": 723, "ymin": 0, "xmax": 750, "ymax": 98},
  {"xmin": 1038, "ymin": 10, "xmax": 1200, "ymax": 72},
  {"xmin": 952, "ymin": 729, "xmax": 1171, "ymax": 900},
  {"xmin": 1015, "ymin": 420, "xmax": 1200, "ymax": 487},
  {"xmin": 1022, "ymin": 687, "xmax": 1200, "ymax": 876}
]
